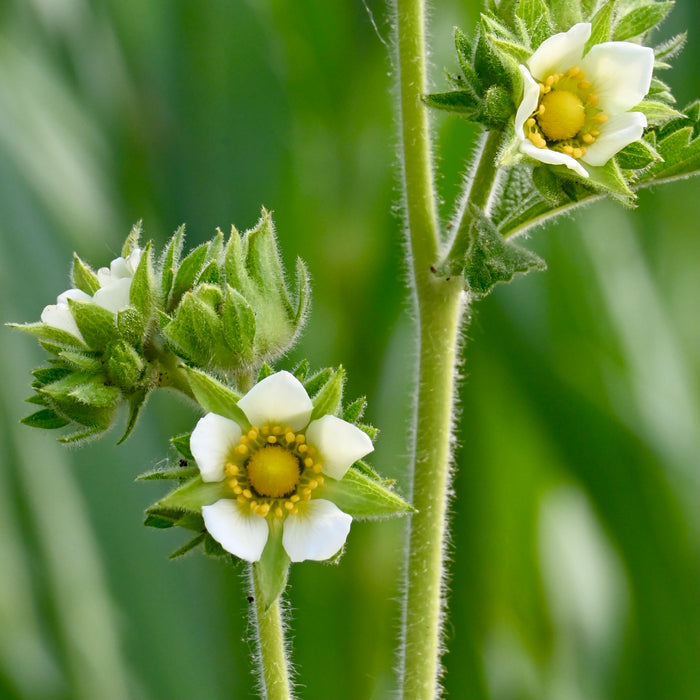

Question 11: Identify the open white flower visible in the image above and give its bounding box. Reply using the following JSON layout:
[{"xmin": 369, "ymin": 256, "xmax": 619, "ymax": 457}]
[
  {"xmin": 40, "ymin": 248, "xmax": 142, "ymax": 340},
  {"xmin": 515, "ymin": 23, "xmax": 654, "ymax": 177},
  {"xmin": 190, "ymin": 371, "xmax": 374, "ymax": 563}
]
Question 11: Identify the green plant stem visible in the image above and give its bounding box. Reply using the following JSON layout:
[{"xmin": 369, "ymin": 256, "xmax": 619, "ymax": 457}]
[{"xmin": 251, "ymin": 566, "xmax": 292, "ymax": 700}]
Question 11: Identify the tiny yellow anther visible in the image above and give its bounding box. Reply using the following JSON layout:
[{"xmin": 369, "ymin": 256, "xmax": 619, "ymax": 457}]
[
  {"xmin": 267, "ymin": 435, "xmax": 277, "ymax": 444},
  {"xmin": 304, "ymin": 457, "xmax": 314, "ymax": 468},
  {"xmin": 248, "ymin": 428, "xmax": 259, "ymax": 440},
  {"xmin": 258, "ymin": 503, "xmax": 270, "ymax": 517},
  {"xmin": 285, "ymin": 431, "xmax": 296, "ymax": 443},
  {"xmin": 539, "ymin": 83, "xmax": 547, "ymax": 94},
  {"xmin": 572, "ymin": 147, "xmax": 583, "ymax": 159},
  {"xmin": 546, "ymin": 75, "xmax": 555, "ymax": 87},
  {"xmin": 295, "ymin": 434, "xmax": 305, "ymax": 444},
  {"xmin": 309, "ymin": 480, "xmax": 318, "ymax": 490},
  {"xmin": 250, "ymin": 500, "xmax": 258, "ymax": 511},
  {"xmin": 298, "ymin": 444, "xmax": 308, "ymax": 454},
  {"xmin": 582, "ymin": 133, "xmax": 595, "ymax": 144},
  {"xmin": 237, "ymin": 495, "xmax": 247, "ymax": 504},
  {"xmin": 233, "ymin": 485, "xmax": 243, "ymax": 495},
  {"xmin": 594, "ymin": 113, "xmax": 609, "ymax": 124},
  {"xmin": 242, "ymin": 489, "xmax": 252, "ymax": 499},
  {"xmin": 225, "ymin": 462, "xmax": 239, "ymax": 476},
  {"xmin": 587, "ymin": 93, "xmax": 599, "ymax": 106},
  {"xmin": 578, "ymin": 80, "xmax": 591, "ymax": 90},
  {"xmin": 290, "ymin": 494, "xmax": 300, "ymax": 503},
  {"xmin": 526, "ymin": 117, "xmax": 536, "ymax": 127},
  {"xmin": 290, "ymin": 506, "xmax": 298, "ymax": 515},
  {"xmin": 302, "ymin": 488, "xmax": 312, "ymax": 499},
  {"xmin": 567, "ymin": 66, "xmax": 580, "ymax": 78},
  {"xmin": 236, "ymin": 444, "xmax": 249, "ymax": 455},
  {"xmin": 563, "ymin": 145, "xmax": 574, "ymax": 155},
  {"xmin": 538, "ymin": 104, "xmax": 546, "ymax": 115},
  {"xmin": 590, "ymin": 129, "xmax": 600, "ymax": 137},
  {"xmin": 229, "ymin": 478, "xmax": 238, "ymax": 488},
  {"xmin": 316, "ymin": 476, "xmax": 324, "ymax": 485},
  {"xmin": 284, "ymin": 501, "xmax": 295, "ymax": 511},
  {"xmin": 272, "ymin": 425, "xmax": 282, "ymax": 435},
  {"xmin": 261, "ymin": 426, "xmax": 270, "ymax": 436},
  {"xmin": 313, "ymin": 463, "xmax": 323, "ymax": 473},
  {"xmin": 275, "ymin": 506, "xmax": 284, "ymax": 518}
]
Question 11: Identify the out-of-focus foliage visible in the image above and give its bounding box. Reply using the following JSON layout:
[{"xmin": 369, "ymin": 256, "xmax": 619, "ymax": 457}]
[{"xmin": 0, "ymin": 1, "xmax": 697, "ymax": 699}]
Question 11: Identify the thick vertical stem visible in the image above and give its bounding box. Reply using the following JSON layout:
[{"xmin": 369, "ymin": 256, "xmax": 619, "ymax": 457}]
[
  {"xmin": 251, "ymin": 567, "xmax": 292, "ymax": 700},
  {"xmin": 394, "ymin": 0, "xmax": 467, "ymax": 697}
]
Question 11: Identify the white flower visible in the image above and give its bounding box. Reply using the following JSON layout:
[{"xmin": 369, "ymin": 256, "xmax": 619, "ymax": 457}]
[
  {"xmin": 40, "ymin": 249, "xmax": 142, "ymax": 340},
  {"xmin": 190, "ymin": 371, "xmax": 375, "ymax": 563},
  {"xmin": 515, "ymin": 23, "xmax": 654, "ymax": 177}
]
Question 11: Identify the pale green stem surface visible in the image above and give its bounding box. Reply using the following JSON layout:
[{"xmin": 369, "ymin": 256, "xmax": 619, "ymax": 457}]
[
  {"xmin": 251, "ymin": 566, "xmax": 292, "ymax": 700},
  {"xmin": 395, "ymin": 0, "xmax": 465, "ymax": 698},
  {"xmin": 395, "ymin": 1, "xmax": 500, "ymax": 698}
]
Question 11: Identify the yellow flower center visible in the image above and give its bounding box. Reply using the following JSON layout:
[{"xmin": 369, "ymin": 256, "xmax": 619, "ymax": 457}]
[
  {"xmin": 523, "ymin": 66, "xmax": 609, "ymax": 160},
  {"xmin": 223, "ymin": 424, "xmax": 325, "ymax": 518},
  {"xmin": 537, "ymin": 90, "xmax": 585, "ymax": 141},
  {"xmin": 247, "ymin": 445, "xmax": 300, "ymax": 498}
]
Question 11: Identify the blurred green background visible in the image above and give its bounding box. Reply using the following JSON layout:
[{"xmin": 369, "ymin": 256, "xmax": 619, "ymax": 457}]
[{"xmin": 0, "ymin": 1, "xmax": 698, "ymax": 699}]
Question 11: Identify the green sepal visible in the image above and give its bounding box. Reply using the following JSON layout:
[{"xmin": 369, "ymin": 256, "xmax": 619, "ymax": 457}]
[
  {"xmin": 32, "ymin": 365, "xmax": 72, "ymax": 388},
  {"xmin": 616, "ymin": 139, "xmax": 661, "ymax": 170},
  {"xmin": 634, "ymin": 100, "xmax": 683, "ymax": 127},
  {"xmin": 137, "ymin": 465, "xmax": 199, "ymax": 481},
  {"xmin": 58, "ymin": 425, "xmax": 109, "ymax": 445},
  {"xmin": 532, "ymin": 165, "xmax": 566, "ymax": 204},
  {"xmin": 310, "ymin": 366, "xmax": 345, "ymax": 420},
  {"xmin": 171, "ymin": 433, "xmax": 195, "ymax": 460},
  {"xmin": 454, "ymin": 27, "xmax": 481, "ymax": 96},
  {"xmin": 68, "ymin": 299, "xmax": 118, "ymax": 351},
  {"xmin": 71, "ymin": 254, "xmax": 100, "ymax": 295},
  {"xmin": 548, "ymin": 0, "xmax": 582, "ymax": 32},
  {"xmin": 8, "ymin": 322, "xmax": 86, "ymax": 348},
  {"xmin": 585, "ymin": 0, "xmax": 614, "ymax": 53},
  {"xmin": 143, "ymin": 508, "xmax": 204, "ymax": 532},
  {"xmin": 254, "ymin": 517, "xmax": 290, "ymax": 611},
  {"xmin": 583, "ymin": 158, "xmax": 635, "ymax": 199},
  {"xmin": 461, "ymin": 205, "xmax": 546, "ymax": 297},
  {"xmin": 45, "ymin": 394, "xmax": 113, "ymax": 429},
  {"xmin": 116, "ymin": 307, "xmax": 145, "ymax": 346},
  {"xmin": 203, "ymin": 535, "xmax": 229, "ymax": 557},
  {"xmin": 422, "ymin": 90, "xmax": 480, "ymax": 115},
  {"xmin": 40, "ymin": 372, "xmax": 122, "ymax": 409},
  {"xmin": 129, "ymin": 241, "xmax": 157, "ymax": 321},
  {"xmin": 292, "ymin": 358, "xmax": 310, "ymax": 382},
  {"xmin": 21, "ymin": 408, "xmax": 70, "ymax": 430},
  {"xmin": 151, "ymin": 475, "xmax": 228, "ymax": 513},
  {"xmin": 121, "ymin": 220, "xmax": 142, "ymax": 257},
  {"xmin": 613, "ymin": 2, "xmax": 674, "ymax": 42},
  {"xmin": 162, "ymin": 289, "xmax": 223, "ymax": 366},
  {"xmin": 487, "ymin": 34, "xmax": 530, "ymax": 64},
  {"xmin": 160, "ymin": 225, "xmax": 185, "ymax": 301},
  {"xmin": 649, "ymin": 77, "xmax": 675, "ymax": 104},
  {"xmin": 343, "ymin": 396, "xmax": 367, "ymax": 424},
  {"xmin": 222, "ymin": 285, "xmax": 257, "ymax": 363},
  {"xmin": 319, "ymin": 468, "xmax": 413, "ymax": 520},
  {"xmin": 169, "ymin": 533, "xmax": 207, "ymax": 559},
  {"xmin": 515, "ymin": 0, "xmax": 554, "ymax": 49},
  {"xmin": 107, "ymin": 340, "xmax": 145, "ymax": 389},
  {"xmin": 169, "ymin": 241, "xmax": 208, "ymax": 309},
  {"xmin": 293, "ymin": 257, "xmax": 311, "ymax": 327},
  {"xmin": 475, "ymin": 16, "xmax": 513, "ymax": 92},
  {"xmin": 654, "ymin": 32, "xmax": 686, "ymax": 64},
  {"xmin": 25, "ymin": 393, "xmax": 49, "ymax": 406},
  {"xmin": 57, "ymin": 350, "xmax": 102, "ymax": 372},
  {"xmin": 183, "ymin": 367, "xmax": 248, "ymax": 426},
  {"xmin": 302, "ymin": 367, "xmax": 333, "ymax": 398},
  {"xmin": 118, "ymin": 388, "xmax": 149, "ymax": 444}
]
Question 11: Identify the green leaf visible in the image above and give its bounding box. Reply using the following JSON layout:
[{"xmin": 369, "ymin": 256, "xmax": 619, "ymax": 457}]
[
  {"xmin": 319, "ymin": 469, "xmax": 413, "ymax": 520},
  {"xmin": 153, "ymin": 475, "xmax": 228, "ymax": 512},
  {"xmin": 515, "ymin": 0, "xmax": 554, "ymax": 49},
  {"xmin": 68, "ymin": 299, "xmax": 118, "ymax": 350},
  {"xmin": 122, "ymin": 220, "xmax": 142, "ymax": 257},
  {"xmin": 422, "ymin": 90, "xmax": 480, "ymax": 115},
  {"xmin": 71, "ymin": 254, "xmax": 100, "ymax": 295},
  {"xmin": 183, "ymin": 367, "xmax": 248, "ymax": 425},
  {"xmin": 463, "ymin": 206, "xmax": 546, "ymax": 297},
  {"xmin": 616, "ymin": 139, "xmax": 661, "ymax": 169},
  {"xmin": 8, "ymin": 322, "xmax": 85, "ymax": 347},
  {"xmin": 160, "ymin": 225, "xmax": 185, "ymax": 300},
  {"xmin": 613, "ymin": 2, "xmax": 674, "ymax": 41},
  {"xmin": 253, "ymin": 518, "xmax": 290, "ymax": 611},
  {"xmin": 21, "ymin": 408, "xmax": 70, "ymax": 429},
  {"xmin": 585, "ymin": 0, "xmax": 615, "ymax": 53},
  {"xmin": 532, "ymin": 165, "xmax": 566, "ymax": 204},
  {"xmin": 169, "ymin": 241, "xmax": 208, "ymax": 308},
  {"xmin": 310, "ymin": 366, "xmax": 345, "ymax": 420}
]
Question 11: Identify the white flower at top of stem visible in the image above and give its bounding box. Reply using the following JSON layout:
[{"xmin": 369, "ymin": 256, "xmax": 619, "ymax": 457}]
[
  {"xmin": 515, "ymin": 23, "xmax": 654, "ymax": 177},
  {"xmin": 40, "ymin": 248, "xmax": 142, "ymax": 342},
  {"xmin": 190, "ymin": 371, "xmax": 375, "ymax": 563}
]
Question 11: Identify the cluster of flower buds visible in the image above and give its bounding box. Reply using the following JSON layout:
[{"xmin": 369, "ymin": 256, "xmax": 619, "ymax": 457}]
[{"xmin": 11, "ymin": 211, "xmax": 309, "ymax": 443}]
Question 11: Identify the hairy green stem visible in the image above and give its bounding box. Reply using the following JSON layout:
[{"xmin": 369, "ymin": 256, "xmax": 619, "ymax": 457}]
[{"xmin": 251, "ymin": 566, "xmax": 292, "ymax": 700}]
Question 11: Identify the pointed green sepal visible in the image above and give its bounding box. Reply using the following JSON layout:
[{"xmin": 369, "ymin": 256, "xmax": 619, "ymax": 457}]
[
  {"xmin": 118, "ymin": 388, "xmax": 149, "ymax": 444},
  {"xmin": 40, "ymin": 372, "xmax": 122, "ymax": 409},
  {"xmin": 171, "ymin": 433, "xmax": 195, "ymax": 460},
  {"xmin": 169, "ymin": 533, "xmax": 207, "ymax": 559},
  {"xmin": 71, "ymin": 254, "xmax": 100, "ymax": 295},
  {"xmin": 67, "ymin": 299, "xmax": 118, "ymax": 350},
  {"xmin": 319, "ymin": 468, "xmax": 413, "ymax": 520},
  {"xmin": 107, "ymin": 340, "xmax": 145, "ymax": 389},
  {"xmin": 310, "ymin": 365, "xmax": 345, "ymax": 420},
  {"xmin": 21, "ymin": 408, "xmax": 71, "ymax": 430},
  {"xmin": 613, "ymin": 2, "xmax": 675, "ymax": 42},
  {"xmin": 253, "ymin": 518, "xmax": 290, "ymax": 611},
  {"xmin": 129, "ymin": 241, "xmax": 157, "ymax": 320},
  {"xmin": 616, "ymin": 139, "xmax": 662, "ymax": 170},
  {"xmin": 634, "ymin": 100, "xmax": 683, "ymax": 127},
  {"xmin": 422, "ymin": 90, "xmax": 480, "ymax": 115},
  {"xmin": 137, "ymin": 464, "xmax": 199, "ymax": 481},
  {"xmin": 585, "ymin": 0, "xmax": 614, "ymax": 53},
  {"xmin": 160, "ymin": 225, "xmax": 185, "ymax": 301},
  {"xmin": 515, "ymin": 0, "xmax": 554, "ymax": 49},
  {"xmin": 151, "ymin": 475, "xmax": 228, "ymax": 513},
  {"xmin": 122, "ymin": 220, "xmax": 142, "ymax": 257},
  {"xmin": 169, "ymin": 241, "xmax": 209, "ymax": 309},
  {"xmin": 183, "ymin": 367, "xmax": 248, "ymax": 426},
  {"xmin": 8, "ymin": 322, "xmax": 86, "ymax": 347},
  {"xmin": 222, "ymin": 285, "xmax": 257, "ymax": 363}
]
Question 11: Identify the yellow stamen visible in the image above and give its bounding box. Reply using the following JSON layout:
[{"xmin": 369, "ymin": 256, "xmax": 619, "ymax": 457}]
[
  {"xmin": 290, "ymin": 494, "xmax": 300, "ymax": 503},
  {"xmin": 295, "ymin": 434, "xmax": 305, "ymax": 444},
  {"xmin": 563, "ymin": 145, "xmax": 574, "ymax": 155},
  {"xmin": 285, "ymin": 431, "xmax": 296, "ymax": 443},
  {"xmin": 526, "ymin": 117, "xmax": 536, "ymax": 127},
  {"xmin": 567, "ymin": 66, "xmax": 581, "ymax": 78},
  {"xmin": 275, "ymin": 506, "xmax": 284, "ymax": 518},
  {"xmin": 587, "ymin": 93, "xmax": 599, "ymax": 106},
  {"xmin": 298, "ymin": 444, "xmax": 308, "ymax": 454},
  {"xmin": 284, "ymin": 501, "xmax": 295, "ymax": 511},
  {"xmin": 267, "ymin": 435, "xmax": 277, "ymax": 444},
  {"xmin": 304, "ymin": 457, "xmax": 314, "ymax": 468},
  {"xmin": 233, "ymin": 485, "xmax": 243, "ymax": 495},
  {"xmin": 313, "ymin": 464, "xmax": 323, "ymax": 474},
  {"xmin": 248, "ymin": 428, "xmax": 259, "ymax": 440},
  {"xmin": 578, "ymin": 80, "xmax": 591, "ymax": 90},
  {"xmin": 582, "ymin": 133, "xmax": 595, "ymax": 144},
  {"xmin": 242, "ymin": 489, "xmax": 252, "ymax": 499},
  {"xmin": 594, "ymin": 113, "xmax": 609, "ymax": 124},
  {"xmin": 236, "ymin": 444, "xmax": 248, "ymax": 455}
]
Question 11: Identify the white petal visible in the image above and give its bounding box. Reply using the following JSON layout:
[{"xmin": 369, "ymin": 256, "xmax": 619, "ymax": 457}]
[
  {"xmin": 40, "ymin": 304, "xmax": 84, "ymax": 340},
  {"xmin": 580, "ymin": 42, "xmax": 654, "ymax": 114},
  {"xmin": 582, "ymin": 111, "xmax": 647, "ymax": 166},
  {"xmin": 527, "ymin": 23, "xmax": 591, "ymax": 81},
  {"xmin": 515, "ymin": 65, "xmax": 541, "ymax": 134},
  {"xmin": 109, "ymin": 256, "xmax": 131, "ymax": 279},
  {"xmin": 93, "ymin": 277, "xmax": 132, "ymax": 312},
  {"xmin": 125, "ymin": 248, "xmax": 143, "ymax": 275},
  {"xmin": 282, "ymin": 499, "xmax": 352, "ymax": 562},
  {"xmin": 237, "ymin": 371, "xmax": 313, "ymax": 431},
  {"xmin": 96, "ymin": 266, "xmax": 112, "ymax": 287},
  {"xmin": 56, "ymin": 288, "xmax": 92, "ymax": 305},
  {"xmin": 202, "ymin": 499, "xmax": 269, "ymax": 562},
  {"xmin": 305, "ymin": 414, "xmax": 374, "ymax": 479},
  {"xmin": 519, "ymin": 139, "xmax": 590, "ymax": 177},
  {"xmin": 190, "ymin": 413, "xmax": 242, "ymax": 482}
]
